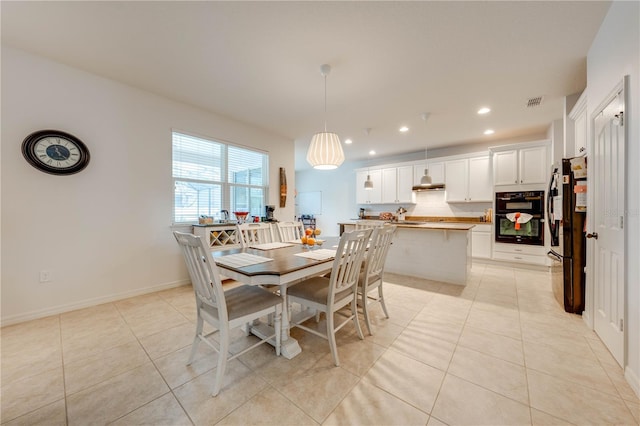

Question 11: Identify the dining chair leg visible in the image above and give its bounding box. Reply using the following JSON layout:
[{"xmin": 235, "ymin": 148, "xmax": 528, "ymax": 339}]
[
  {"xmin": 352, "ymin": 298, "xmax": 364, "ymax": 340},
  {"xmin": 378, "ymin": 285, "xmax": 390, "ymax": 318},
  {"xmin": 187, "ymin": 314, "xmax": 204, "ymax": 365},
  {"xmin": 213, "ymin": 327, "xmax": 230, "ymax": 397},
  {"xmin": 362, "ymin": 292, "xmax": 373, "ymax": 336},
  {"xmin": 326, "ymin": 311, "xmax": 340, "ymax": 366}
]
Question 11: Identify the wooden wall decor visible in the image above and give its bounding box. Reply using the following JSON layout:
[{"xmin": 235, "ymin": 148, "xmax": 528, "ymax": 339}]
[{"xmin": 279, "ymin": 167, "xmax": 287, "ymax": 207}]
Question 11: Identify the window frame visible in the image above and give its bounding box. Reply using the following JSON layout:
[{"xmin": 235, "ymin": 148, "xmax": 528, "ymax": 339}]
[{"xmin": 172, "ymin": 130, "xmax": 269, "ymax": 224}]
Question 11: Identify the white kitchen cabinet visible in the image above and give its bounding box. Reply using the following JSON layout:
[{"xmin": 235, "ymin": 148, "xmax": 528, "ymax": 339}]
[
  {"xmin": 413, "ymin": 161, "xmax": 445, "ymax": 185},
  {"xmin": 445, "ymin": 155, "xmax": 492, "ymax": 202},
  {"xmin": 382, "ymin": 165, "xmax": 414, "ymax": 203},
  {"xmin": 493, "ymin": 242, "xmax": 550, "ymax": 266},
  {"xmin": 356, "ymin": 169, "xmax": 382, "ymax": 204},
  {"xmin": 569, "ymin": 93, "xmax": 587, "ymax": 157},
  {"xmin": 471, "ymin": 224, "xmax": 492, "ymax": 259},
  {"xmin": 492, "ymin": 143, "xmax": 548, "ymax": 186}
]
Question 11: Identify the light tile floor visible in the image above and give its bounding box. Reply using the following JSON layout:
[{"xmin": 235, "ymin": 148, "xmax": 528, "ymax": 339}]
[{"xmin": 2, "ymin": 263, "xmax": 639, "ymax": 425}]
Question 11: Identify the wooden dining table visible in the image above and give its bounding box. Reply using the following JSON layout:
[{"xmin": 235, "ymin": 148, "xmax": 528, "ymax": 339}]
[{"xmin": 211, "ymin": 237, "xmax": 339, "ymax": 359}]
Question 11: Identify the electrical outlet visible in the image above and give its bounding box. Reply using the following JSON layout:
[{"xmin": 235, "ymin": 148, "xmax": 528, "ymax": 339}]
[{"xmin": 39, "ymin": 270, "xmax": 52, "ymax": 283}]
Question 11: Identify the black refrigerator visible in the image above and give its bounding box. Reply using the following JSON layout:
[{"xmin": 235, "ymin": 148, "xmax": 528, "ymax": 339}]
[{"xmin": 548, "ymin": 157, "xmax": 587, "ymax": 314}]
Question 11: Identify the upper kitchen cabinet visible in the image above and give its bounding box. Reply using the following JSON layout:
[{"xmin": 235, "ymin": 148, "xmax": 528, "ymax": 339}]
[
  {"xmin": 445, "ymin": 155, "xmax": 492, "ymax": 203},
  {"xmin": 413, "ymin": 161, "xmax": 445, "ymax": 185},
  {"xmin": 382, "ymin": 165, "xmax": 414, "ymax": 203},
  {"xmin": 356, "ymin": 169, "xmax": 382, "ymax": 204},
  {"xmin": 568, "ymin": 93, "xmax": 587, "ymax": 158},
  {"xmin": 491, "ymin": 141, "xmax": 549, "ymax": 187}
]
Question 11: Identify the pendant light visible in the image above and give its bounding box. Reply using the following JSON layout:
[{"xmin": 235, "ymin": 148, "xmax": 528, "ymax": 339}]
[
  {"xmin": 363, "ymin": 129, "xmax": 374, "ymax": 190},
  {"xmin": 419, "ymin": 112, "xmax": 432, "ymax": 185},
  {"xmin": 306, "ymin": 64, "xmax": 345, "ymax": 170}
]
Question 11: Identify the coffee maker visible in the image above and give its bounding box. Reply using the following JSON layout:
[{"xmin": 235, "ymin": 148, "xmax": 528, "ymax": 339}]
[{"xmin": 265, "ymin": 205, "xmax": 277, "ymax": 222}]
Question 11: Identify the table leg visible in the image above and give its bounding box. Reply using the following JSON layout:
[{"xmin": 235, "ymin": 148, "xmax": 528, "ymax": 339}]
[
  {"xmin": 278, "ymin": 284, "xmax": 301, "ymax": 359},
  {"xmin": 247, "ymin": 284, "xmax": 301, "ymax": 359}
]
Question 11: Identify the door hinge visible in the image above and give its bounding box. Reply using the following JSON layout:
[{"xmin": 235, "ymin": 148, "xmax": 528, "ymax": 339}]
[
  {"xmin": 620, "ymin": 216, "xmax": 624, "ymax": 229},
  {"xmin": 619, "ymin": 319, "xmax": 624, "ymax": 332}
]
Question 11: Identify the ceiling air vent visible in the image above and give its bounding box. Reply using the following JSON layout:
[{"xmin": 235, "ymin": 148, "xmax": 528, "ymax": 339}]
[{"xmin": 526, "ymin": 96, "xmax": 544, "ymax": 108}]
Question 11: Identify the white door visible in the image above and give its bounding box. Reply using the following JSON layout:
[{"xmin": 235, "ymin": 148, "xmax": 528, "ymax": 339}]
[{"xmin": 593, "ymin": 83, "xmax": 626, "ymax": 367}]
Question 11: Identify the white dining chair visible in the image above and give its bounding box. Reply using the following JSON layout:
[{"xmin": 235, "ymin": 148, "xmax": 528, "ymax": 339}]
[
  {"xmin": 173, "ymin": 231, "xmax": 282, "ymax": 396},
  {"xmin": 359, "ymin": 224, "xmax": 396, "ymax": 335},
  {"xmin": 236, "ymin": 222, "xmax": 275, "ymax": 248},
  {"xmin": 288, "ymin": 228, "xmax": 372, "ymax": 366},
  {"xmin": 276, "ymin": 221, "xmax": 306, "ymax": 242}
]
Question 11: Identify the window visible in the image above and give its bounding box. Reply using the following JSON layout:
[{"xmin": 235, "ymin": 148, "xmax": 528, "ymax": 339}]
[{"xmin": 172, "ymin": 132, "xmax": 268, "ymax": 223}]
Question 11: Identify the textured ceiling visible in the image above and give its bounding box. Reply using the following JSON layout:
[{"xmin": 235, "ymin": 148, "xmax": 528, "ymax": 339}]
[{"xmin": 1, "ymin": 1, "xmax": 611, "ymax": 169}]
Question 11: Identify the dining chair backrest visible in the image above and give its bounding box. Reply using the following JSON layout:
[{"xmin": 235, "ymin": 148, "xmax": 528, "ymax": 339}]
[
  {"xmin": 355, "ymin": 220, "xmax": 387, "ymax": 230},
  {"xmin": 236, "ymin": 222, "xmax": 275, "ymax": 248},
  {"xmin": 364, "ymin": 225, "xmax": 397, "ymax": 282},
  {"xmin": 328, "ymin": 228, "xmax": 373, "ymax": 303},
  {"xmin": 173, "ymin": 231, "xmax": 227, "ymax": 320},
  {"xmin": 276, "ymin": 221, "xmax": 305, "ymax": 242}
]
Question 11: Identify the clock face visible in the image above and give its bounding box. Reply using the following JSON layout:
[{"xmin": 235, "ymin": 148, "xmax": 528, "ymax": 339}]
[{"xmin": 22, "ymin": 130, "xmax": 90, "ymax": 175}]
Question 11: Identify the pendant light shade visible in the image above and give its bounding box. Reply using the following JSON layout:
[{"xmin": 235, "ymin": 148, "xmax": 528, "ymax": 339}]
[
  {"xmin": 364, "ymin": 174, "xmax": 374, "ymax": 190},
  {"xmin": 420, "ymin": 168, "xmax": 432, "ymax": 185},
  {"xmin": 307, "ymin": 64, "xmax": 344, "ymax": 170},
  {"xmin": 307, "ymin": 132, "xmax": 344, "ymax": 170}
]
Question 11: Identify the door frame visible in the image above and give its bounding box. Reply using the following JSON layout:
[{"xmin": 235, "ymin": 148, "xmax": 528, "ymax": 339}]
[{"xmin": 585, "ymin": 75, "xmax": 629, "ymax": 365}]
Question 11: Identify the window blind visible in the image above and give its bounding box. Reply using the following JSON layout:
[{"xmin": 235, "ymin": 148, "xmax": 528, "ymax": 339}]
[{"xmin": 172, "ymin": 132, "xmax": 268, "ymax": 223}]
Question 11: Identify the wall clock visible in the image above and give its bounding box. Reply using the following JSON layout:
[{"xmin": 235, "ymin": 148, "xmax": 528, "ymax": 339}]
[{"xmin": 22, "ymin": 130, "xmax": 90, "ymax": 175}]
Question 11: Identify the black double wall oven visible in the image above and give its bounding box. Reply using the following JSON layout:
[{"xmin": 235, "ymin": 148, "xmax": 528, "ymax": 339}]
[{"xmin": 495, "ymin": 191, "xmax": 545, "ymax": 246}]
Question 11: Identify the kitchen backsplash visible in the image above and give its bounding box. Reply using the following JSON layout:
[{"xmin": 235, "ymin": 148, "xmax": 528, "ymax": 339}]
[{"xmin": 362, "ymin": 190, "xmax": 491, "ymax": 219}]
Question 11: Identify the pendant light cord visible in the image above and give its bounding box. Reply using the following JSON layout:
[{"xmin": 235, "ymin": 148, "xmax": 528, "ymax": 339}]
[{"xmin": 324, "ymin": 74, "xmax": 328, "ymax": 132}]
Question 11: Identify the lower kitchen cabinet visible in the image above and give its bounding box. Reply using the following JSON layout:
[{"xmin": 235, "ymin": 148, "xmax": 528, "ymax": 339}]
[
  {"xmin": 471, "ymin": 224, "xmax": 492, "ymax": 259},
  {"xmin": 493, "ymin": 243, "xmax": 550, "ymax": 266}
]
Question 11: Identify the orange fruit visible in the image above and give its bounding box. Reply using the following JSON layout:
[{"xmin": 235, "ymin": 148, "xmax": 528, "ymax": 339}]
[
  {"xmin": 313, "ymin": 228, "xmax": 321, "ymax": 236},
  {"xmin": 305, "ymin": 228, "xmax": 313, "ymax": 236},
  {"xmin": 307, "ymin": 237, "xmax": 316, "ymax": 246},
  {"xmin": 301, "ymin": 236, "xmax": 308, "ymax": 244}
]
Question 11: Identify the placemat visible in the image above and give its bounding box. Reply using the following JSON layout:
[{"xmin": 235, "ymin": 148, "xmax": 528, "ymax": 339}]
[
  {"xmin": 215, "ymin": 253, "xmax": 273, "ymax": 267},
  {"xmin": 294, "ymin": 249, "xmax": 337, "ymax": 261},
  {"xmin": 249, "ymin": 242, "xmax": 294, "ymax": 250}
]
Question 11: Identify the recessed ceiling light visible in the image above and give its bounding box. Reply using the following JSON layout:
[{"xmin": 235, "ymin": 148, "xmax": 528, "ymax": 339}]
[
  {"xmin": 369, "ymin": 150, "xmax": 376, "ymax": 155},
  {"xmin": 484, "ymin": 129, "xmax": 495, "ymax": 135},
  {"xmin": 344, "ymin": 139, "xmax": 353, "ymax": 144},
  {"xmin": 478, "ymin": 107, "xmax": 491, "ymax": 115},
  {"xmin": 399, "ymin": 126, "xmax": 409, "ymax": 133}
]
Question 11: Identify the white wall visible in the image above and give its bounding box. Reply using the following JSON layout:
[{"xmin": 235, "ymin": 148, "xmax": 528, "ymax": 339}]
[
  {"xmin": 587, "ymin": 0, "xmax": 640, "ymax": 395},
  {"xmin": 0, "ymin": 47, "xmax": 295, "ymax": 324}
]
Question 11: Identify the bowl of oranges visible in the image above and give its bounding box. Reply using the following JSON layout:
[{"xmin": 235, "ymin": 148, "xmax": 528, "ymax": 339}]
[{"xmin": 301, "ymin": 227, "xmax": 322, "ymax": 248}]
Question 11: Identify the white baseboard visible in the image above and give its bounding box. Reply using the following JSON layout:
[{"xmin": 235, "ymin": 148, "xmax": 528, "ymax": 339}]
[
  {"xmin": 0, "ymin": 279, "xmax": 191, "ymax": 327},
  {"xmin": 625, "ymin": 365, "xmax": 640, "ymax": 398}
]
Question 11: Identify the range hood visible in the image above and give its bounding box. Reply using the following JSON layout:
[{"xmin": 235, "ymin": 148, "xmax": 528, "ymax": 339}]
[
  {"xmin": 412, "ymin": 183, "xmax": 445, "ymax": 191},
  {"xmin": 412, "ymin": 166, "xmax": 444, "ymax": 191}
]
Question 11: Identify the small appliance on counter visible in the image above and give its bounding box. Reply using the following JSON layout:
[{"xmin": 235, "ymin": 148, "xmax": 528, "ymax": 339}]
[
  {"xmin": 396, "ymin": 207, "xmax": 407, "ymax": 221},
  {"xmin": 265, "ymin": 205, "xmax": 277, "ymax": 222},
  {"xmin": 358, "ymin": 208, "xmax": 366, "ymax": 219}
]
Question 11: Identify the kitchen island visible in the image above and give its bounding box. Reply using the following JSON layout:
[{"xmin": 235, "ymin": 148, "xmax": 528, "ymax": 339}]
[{"xmin": 340, "ymin": 221, "xmax": 475, "ymax": 285}]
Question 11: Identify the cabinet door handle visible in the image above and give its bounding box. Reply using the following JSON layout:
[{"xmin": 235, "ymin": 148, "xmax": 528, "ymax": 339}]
[
  {"xmin": 515, "ymin": 180, "xmax": 518, "ymax": 183},
  {"xmin": 514, "ymin": 256, "xmax": 523, "ymax": 260}
]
